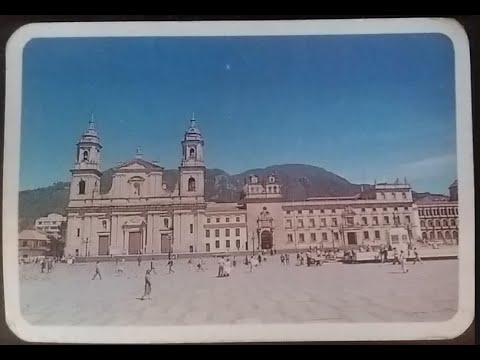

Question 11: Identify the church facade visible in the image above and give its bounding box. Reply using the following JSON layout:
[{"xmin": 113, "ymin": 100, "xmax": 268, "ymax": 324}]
[{"xmin": 64, "ymin": 116, "xmax": 449, "ymax": 258}]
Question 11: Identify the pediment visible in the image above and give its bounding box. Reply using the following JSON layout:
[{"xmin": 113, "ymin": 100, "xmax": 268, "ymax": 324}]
[{"xmin": 113, "ymin": 158, "xmax": 164, "ymax": 173}]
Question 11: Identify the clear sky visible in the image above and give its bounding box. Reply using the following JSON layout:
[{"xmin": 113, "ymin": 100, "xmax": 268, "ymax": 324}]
[{"xmin": 20, "ymin": 34, "xmax": 456, "ymax": 194}]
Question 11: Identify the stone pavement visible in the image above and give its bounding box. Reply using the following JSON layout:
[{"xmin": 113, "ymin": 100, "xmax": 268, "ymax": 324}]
[{"xmin": 19, "ymin": 257, "xmax": 458, "ymax": 326}]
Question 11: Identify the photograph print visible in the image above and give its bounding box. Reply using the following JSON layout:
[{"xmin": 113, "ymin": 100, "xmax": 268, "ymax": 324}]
[{"xmin": 3, "ymin": 19, "xmax": 474, "ymax": 343}]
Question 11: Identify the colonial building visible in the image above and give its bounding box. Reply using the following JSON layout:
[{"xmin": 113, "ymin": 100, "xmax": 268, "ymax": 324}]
[
  {"xmin": 19, "ymin": 229, "xmax": 52, "ymax": 260},
  {"xmin": 417, "ymin": 180, "xmax": 459, "ymax": 244},
  {"xmin": 64, "ymin": 116, "xmax": 457, "ymax": 257},
  {"xmin": 34, "ymin": 213, "xmax": 66, "ymax": 238}
]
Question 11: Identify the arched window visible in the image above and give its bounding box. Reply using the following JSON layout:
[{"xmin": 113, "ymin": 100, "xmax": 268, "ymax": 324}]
[
  {"xmin": 402, "ymin": 192, "xmax": 407, "ymax": 199},
  {"xmin": 420, "ymin": 220, "xmax": 425, "ymax": 227},
  {"xmin": 437, "ymin": 231, "xmax": 443, "ymax": 239},
  {"xmin": 133, "ymin": 182, "xmax": 141, "ymax": 196},
  {"xmin": 273, "ymin": 185, "xmax": 277, "ymax": 193},
  {"xmin": 188, "ymin": 177, "xmax": 196, "ymax": 192},
  {"xmin": 189, "ymin": 148, "xmax": 195, "ymax": 158},
  {"xmin": 435, "ymin": 219, "xmax": 441, "ymax": 227},
  {"xmin": 450, "ymin": 219, "xmax": 456, "ymax": 226},
  {"xmin": 453, "ymin": 230, "xmax": 458, "ymax": 239},
  {"xmin": 78, "ymin": 179, "xmax": 86, "ymax": 195},
  {"xmin": 443, "ymin": 219, "xmax": 448, "ymax": 226},
  {"xmin": 102, "ymin": 220, "xmax": 107, "ymax": 229},
  {"xmin": 83, "ymin": 150, "xmax": 89, "ymax": 161},
  {"xmin": 428, "ymin": 220, "xmax": 433, "ymax": 227},
  {"xmin": 429, "ymin": 231, "xmax": 435, "ymax": 239},
  {"xmin": 422, "ymin": 232, "xmax": 427, "ymax": 240},
  {"xmin": 445, "ymin": 231, "xmax": 451, "ymax": 240}
]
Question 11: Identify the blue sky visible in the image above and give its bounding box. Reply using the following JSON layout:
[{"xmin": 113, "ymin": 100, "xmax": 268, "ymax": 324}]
[{"xmin": 20, "ymin": 34, "xmax": 456, "ymax": 193}]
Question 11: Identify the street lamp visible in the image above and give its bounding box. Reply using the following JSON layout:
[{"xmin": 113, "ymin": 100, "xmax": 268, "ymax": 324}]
[{"xmin": 251, "ymin": 232, "xmax": 255, "ymax": 256}]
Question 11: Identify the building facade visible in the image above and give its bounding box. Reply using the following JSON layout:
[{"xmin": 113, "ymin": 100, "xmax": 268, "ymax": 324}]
[
  {"xmin": 19, "ymin": 229, "xmax": 52, "ymax": 260},
  {"xmin": 34, "ymin": 213, "xmax": 66, "ymax": 238},
  {"xmin": 64, "ymin": 116, "xmax": 457, "ymax": 257}
]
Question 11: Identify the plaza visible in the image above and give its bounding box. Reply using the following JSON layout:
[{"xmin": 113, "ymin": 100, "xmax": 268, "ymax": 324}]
[{"xmin": 19, "ymin": 257, "xmax": 458, "ymax": 326}]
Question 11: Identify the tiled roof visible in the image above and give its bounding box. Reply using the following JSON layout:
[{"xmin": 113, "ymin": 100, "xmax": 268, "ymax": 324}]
[{"xmin": 19, "ymin": 229, "xmax": 51, "ymax": 241}]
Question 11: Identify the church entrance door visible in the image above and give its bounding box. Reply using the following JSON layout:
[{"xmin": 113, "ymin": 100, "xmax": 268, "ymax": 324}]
[
  {"xmin": 260, "ymin": 230, "xmax": 273, "ymax": 249},
  {"xmin": 98, "ymin": 235, "xmax": 109, "ymax": 256},
  {"xmin": 129, "ymin": 231, "xmax": 142, "ymax": 254},
  {"xmin": 347, "ymin": 232, "xmax": 357, "ymax": 245},
  {"xmin": 160, "ymin": 234, "xmax": 172, "ymax": 253}
]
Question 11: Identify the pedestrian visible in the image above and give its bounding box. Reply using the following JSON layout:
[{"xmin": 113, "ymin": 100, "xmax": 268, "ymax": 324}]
[
  {"xmin": 399, "ymin": 250, "xmax": 409, "ymax": 273},
  {"xmin": 224, "ymin": 258, "xmax": 232, "ymax": 277},
  {"xmin": 40, "ymin": 259, "xmax": 46, "ymax": 273},
  {"xmin": 232, "ymin": 256, "xmax": 237, "ymax": 267},
  {"xmin": 167, "ymin": 258, "xmax": 174, "ymax": 274},
  {"xmin": 218, "ymin": 257, "xmax": 225, "ymax": 277},
  {"xmin": 392, "ymin": 248, "xmax": 400, "ymax": 265},
  {"xmin": 285, "ymin": 253, "xmax": 290, "ymax": 265},
  {"xmin": 117, "ymin": 258, "xmax": 125, "ymax": 275},
  {"xmin": 115, "ymin": 258, "xmax": 120, "ymax": 274},
  {"xmin": 150, "ymin": 258, "xmax": 157, "ymax": 274},
  {"xmin": 47, "ymin": 258, "xmax": 53, "ymax": 273},
  {"xmin": 92, "ymin": 261, "xmax": 102, "ymax": 280},
  {"xmin": 413, "ymin": 248, "xmax": 423, "ymax": 264},
  {"xmin": 280, "ymin": 254, "xmax": 285, "ymax": 265},
  {"xmin": 257, "ymin": 254, "xmax": 262, "ymax": 265},
  {"xmin": 137, "ymin": 256, "xmax": 141, "ymax": 267},
  {"xmin": 141, "ymin": 269, "xmax": 152, "ymax": 300}
]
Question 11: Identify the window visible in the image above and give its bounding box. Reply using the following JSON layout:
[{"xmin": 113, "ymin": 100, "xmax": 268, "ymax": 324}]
[
  {"xmin": 405, "ymin": 215, "xmax": 410, "ymax": 223},
  {"xmin": 235, "ymin": 228, "xmax": 240, "ymax": 236},
  {"xmin": 225, "ymin": 229, "xmax": 230, "ymax": 237},
  {"xmin": 402, "ymin": 192, "xmax": 407, "ymax": 199},
  {"xmin": 83, "ymin": 150, "xmax": 89, "ymax": 161},
  {"xmin": 455, "ymin": 208, "xmax": 458, "ymax": 215},
  {"xmin": 206, "ymin": 230, "xmax": 210, "ymax": 238},
  {"xmin": 298, "ymin": 219, "xmax": 304, "ymax": 228},
  {"xmin": 404, "ymin": 207, "xmax": 408, "ymax": 211},
  {"xmin": 75, "ymin": 249, "xmax": 79, "ymax": 256},
  {"xmin": 206, "ymin": 243, "xmax": 210, "ymax": 252},
  {"xmin": 322, "ymin": 232, "xmax": 328, "ymax": 241},
  {"xmin": 207, "ymin": 218, "xmax": 211, "ymax": 223},
  {"xmin": 392, "ymin": 192, "xmax": 396, "ymax": 199},
  {"xmin": 334, "ymin": 232, "xmax": 339, "ymax": 240},
  {"xmin": 450, "ymin": 219, "xmax": 456, "ymax": 226},
  {"xmin": 286, "ymin": 220, "xmax": 292, "ymax": 228},
  {"xmin": 273, "ymin": 185, "xmax": 277, "ymax": 193},
  {"xmin": 78, "ymin": 180, "xmax": 86, "ymax": 195},
  {"xmin": 332, "ymin": 218, "xmax": 338, "ymax": 226},
  {"xmin": 428, "ymin": 220, "xmax": 433, "ymax": 227},
  {"xmin": 77, "ymin": 228, "xmax": 80, "ymax": 237},
  {"xmin": 298, "ymin": 210, "xmax": 303, "ymax": 215},
  {"xmin": 216, "ymin": 218, "xmax": 220, "ymax": 223},
  {"xmin": 394, "ymin": 207, "xmax": 398, "ymax": 211},
  {"xmin": 361, "ymin": 208, "xmax": 366, "ymax": 212},
  {"xmin": 419, "ymin": 209, "xmax": 424, "ymax": 216},
  {"xmin": 346, "ymin": 217, "xmax": 354, "ymax": 226},
  {"xmin": 443, "ymin": 219, "xmax": 448, "ymax": 226},
  {"xmin": 437, "ymin": 231, "xmax": 444, "ymax": 239},
  {"xmin": 320, "ymin": 218, "xmax": 326, "ymax": 227},
  {"xmin": 429, "ymin": 231, "xmax": 435, "ymax": 239},
  {"xmin": 287, "ymin": 234, "xmax": 293, "ymax": 243},
  {"xmin": 332, "ymin": 209, "xmax": 336, "ymax": 213},
  {"xmin": 309, "ymin": 218, "xmax": 315, "ymax": 227},
  {"xmin": 189, "ymin": 246, "xmax": 194, "ymax": 253},
  {"xmin": 133, "ymin": 182, "xmax": 141, "ymax": 196},
  {"xmin": 383, "ymin": 207, "xmax": 387, "ymax": 211},
  {"xmin": 215, "ymin": 241, "xmax": 220, "ymax": 249},
  {"xmin": 236, "ymin": 239, "xmax": 241, "ymax": 249},
  {"xmin": 38, "ymin": 221, "xmax": 42, "ymax": 225},
  {"xmin": 373, "ymin": 216, "xmax": 379, "ymax": 225},
  {"xmin": 236, "ymin": 217, "xmax": 240, "ymax": 222},
  {"xmin": 372, "ymin": 208, "xmax": 377, "ymax": 212},
  {"xmin": 188, "ymin": 177, "xmax": 196, "ymax": 192},
  {"xmin": 215, "ymin": 229, "xmax": 220, "ymax": 237},
  {"xmin": 381, "ymin": 193, "xmax": 386, "ymax": 199},
  {"xmin": 453, "ymin": 230, "xmax": 458, "ymax": 239},
  {"xmin": 190, "ymin": 224, "xmax": 194, "ymax": 234},
  {"xmin": 362, "ymin": 217, "xmax": 368, "ymax": 225},
  {"xmin": 435, "ymin": 220, "xmax": 441, "ymax": 227},
  {"xmin": 374, "ymin": 230, "xmax": 380, "ymax": 239},
  {"xmin": 102, "ymin": 220, "xmax": 107, "ymax": 229},
  {"xmin": 189, "ymin": 148, "xmax": 195, "ymax": 158},
  {"xmin": 226, "ymin": 217, "xmax": 230, "ymax": 223},
  {"xmin": 364, "ymin": 231, "xmax": 369, "ymax": 239},
  {"xmin": 402, "ymin": 235, "xmax": 408, "ymax": 241},
  {"xmin": 309, "ymin": 209, "xmax": 314, "ymax": 214},
  {"xmin": 299, "ymin": 233, "xmax": 305, "ymax": 242},
  {"xmin": 445, "ymin": 231, "xmax": 451, "ymax": 240},
  {"xmin": 384, "ymin": 216, "xmax": 389, "ymax": 224},
  {"xmin": 420, "ymin": 220, "xmax": 425, "ymax": 227},
  {"xmin": 286, "ymin": 210, "xmax": 291, "ymax": 215},
  {"xmin": 226, "ymin": 240, "xmax": 230, "ymax": 248},
  {"xmin": 391, "ymin": 235, "xmax": 399, "ymax": 244},
  {"xmin": 310, "ymin": 233, "xmax": 316, "ymax": 242},
  {"xmin": 320, "ymin": 209, "xmax": 325, "ymax": 214},
  {"xmin": 22, "ymin": 241, "xmax": 28, "ymax": 247},
  {"xmin": 164, "ymin": 218, "xmax": 169, "ymax": 228}
]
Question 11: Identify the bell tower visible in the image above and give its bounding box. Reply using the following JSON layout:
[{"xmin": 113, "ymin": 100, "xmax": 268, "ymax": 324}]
[
  {"xmin": 69, "ymin": 114, "xmax": 102, "ymax": 200},
  {"xmin": 178, "ymin": 113, "xmax": 205, "ymax": 199}
]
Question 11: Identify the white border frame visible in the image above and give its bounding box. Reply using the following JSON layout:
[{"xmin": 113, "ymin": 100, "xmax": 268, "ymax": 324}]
[{"xmin": 3, "ymin": 18, "xmax": 474, "ymax": 343}]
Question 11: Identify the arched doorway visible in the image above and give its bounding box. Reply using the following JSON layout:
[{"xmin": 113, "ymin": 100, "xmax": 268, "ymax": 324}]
[{"xmin": 260, "ymin": 230, "xmax": 273, "ymax": 249}]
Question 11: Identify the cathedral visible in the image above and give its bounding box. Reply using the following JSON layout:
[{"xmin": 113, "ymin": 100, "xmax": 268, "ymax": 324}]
[{"xmin": 65, "ymin": 115, "xmax": 455, "ymax": 258}]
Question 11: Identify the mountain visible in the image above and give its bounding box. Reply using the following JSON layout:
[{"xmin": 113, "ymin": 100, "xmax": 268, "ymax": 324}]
[{"xmin": 18, "ymin": 164, "xmax": 371, "ymax": 231}]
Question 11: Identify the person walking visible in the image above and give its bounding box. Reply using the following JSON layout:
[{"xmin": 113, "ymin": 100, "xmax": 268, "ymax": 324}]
[
  {"xmin": 413, "ymin": 248, "xmax": 423, "ymax": 264},
  {"xmin": 137, "ymin": 256, "xmax": 141, "ymax": 267},
  {"xmin": 141, "ymin": 269, "xmax": 152, "ymax": 300},
  {"xmin": 92, "ymin": 261, "xmax": 102, "ymax": 280},
  {"xmin": 399, "ymin": 250, "xmax": 409, "ymax": 273},
  {"xmin": 150, "ymin": 258, "xmax": 157, "ymax": 275},
  {"xmin": 232, "ymin": 256, "xmax": 237, "ymax": 268},
  {"xmin": 217, "ymin": 257, "xmax": 225, "ymax": 277},
  {"xmin": 167, "ymin": 258, "xmax": 174, "ymax": 274},
  {"xmin": 392, "ymin": 248, "xmax": 400, "ymax": 265}
]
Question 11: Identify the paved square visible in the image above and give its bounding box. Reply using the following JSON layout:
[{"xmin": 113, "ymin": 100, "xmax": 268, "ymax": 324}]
[{"xmin": 19, "ymin": 257, "xmax": 458, "ymax": 325}]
